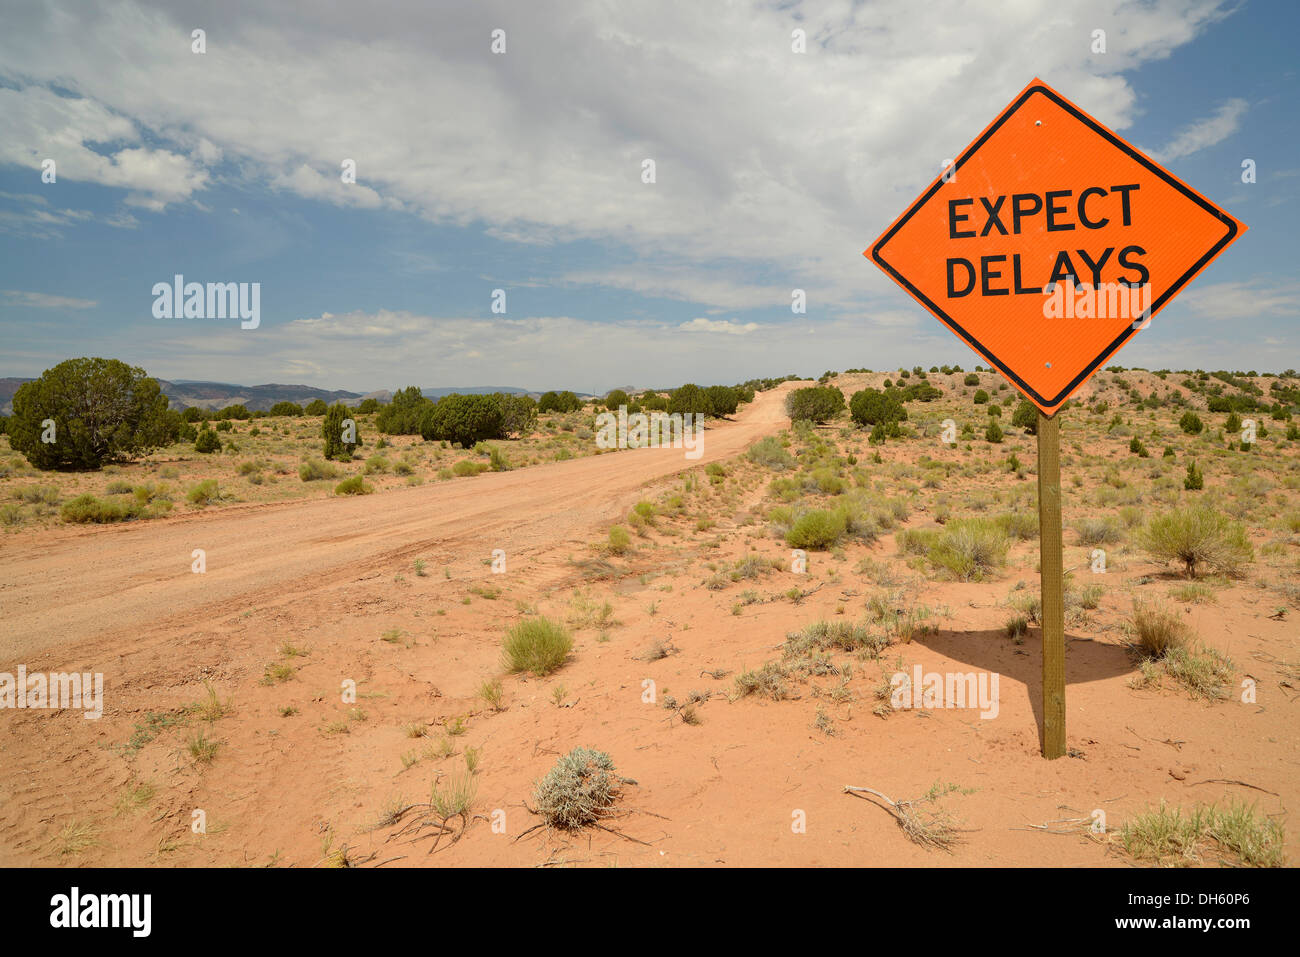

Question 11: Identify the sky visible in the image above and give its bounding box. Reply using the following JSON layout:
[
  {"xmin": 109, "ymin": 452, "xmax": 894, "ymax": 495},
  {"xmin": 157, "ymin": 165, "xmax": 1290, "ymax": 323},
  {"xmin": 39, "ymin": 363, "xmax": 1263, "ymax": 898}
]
[{"xmin": 0, "ymin": 0, "xmax": 1295, "ymax": 394}]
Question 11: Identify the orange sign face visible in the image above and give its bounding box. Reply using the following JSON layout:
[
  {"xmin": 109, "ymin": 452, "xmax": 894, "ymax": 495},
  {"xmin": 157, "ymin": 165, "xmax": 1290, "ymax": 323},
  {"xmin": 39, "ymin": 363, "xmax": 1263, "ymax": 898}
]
[{"xmin": 868, "ymin": 78, "xmax": 1245, "ymax": 415}]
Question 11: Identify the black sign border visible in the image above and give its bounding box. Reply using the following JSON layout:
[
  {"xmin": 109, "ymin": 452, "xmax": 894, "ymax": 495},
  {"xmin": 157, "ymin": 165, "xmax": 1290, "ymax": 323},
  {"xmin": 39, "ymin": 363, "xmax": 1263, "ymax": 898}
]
[{"xmin": 871, "ymin": 83, "xmax": 1240, "ymax": 412}]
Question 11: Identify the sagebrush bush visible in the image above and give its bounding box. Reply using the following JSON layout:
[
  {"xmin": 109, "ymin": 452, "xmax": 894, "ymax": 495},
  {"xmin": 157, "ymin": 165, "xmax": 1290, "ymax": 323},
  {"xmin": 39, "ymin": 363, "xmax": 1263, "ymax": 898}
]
[
  {"xmin": 1138, "ymin": 506, "xmax": 1253, "ymax": 577},
  {"xmin": 607, "ymin": 525, "xmax": 631, "ymax": 555},
  {"xmin": 746, "ymin": 435, "xmax": 794, "ymax": 470},
  {"xmin": 13, "ymin": 484, "xmax": 61, "ymax": 505},
  {"xmin": 532, "ymin": 747, "xmax": 629, "ymax": 830},
  {"xmin": 186, "ymin": 479, "xmax": 219, "ymax": 506},
  {"xmin": 502, "ymin": 617, "xmax": 572, "ymax": 675},
  {"xmin": 299, "ymin": 458, "xmax": 341, "ymax": 481},
  {"xmin": 61, "ymin": 493, "xmax": 141, "ymax": 523},
  {"xmin": 334, "ymin": 476, "xmax": 373, "ymax": 495},
  {"xmin": 1074, "ymin": 516, "xmax": 1122, "ymax": 546},
  {"xmin": 785, "ymin": 509, "xmax": 846, "ymax": 549},
  {"xmin": 452, "ymin": 458, "xmax": 488, "ymax": 477}
]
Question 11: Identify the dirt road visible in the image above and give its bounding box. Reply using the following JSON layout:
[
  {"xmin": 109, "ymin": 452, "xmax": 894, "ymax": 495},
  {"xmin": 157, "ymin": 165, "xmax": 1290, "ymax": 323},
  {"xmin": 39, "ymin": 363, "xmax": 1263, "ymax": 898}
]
[{"xmin": 0, "ymin": 385, "xmax": 795, "ymax": 665}]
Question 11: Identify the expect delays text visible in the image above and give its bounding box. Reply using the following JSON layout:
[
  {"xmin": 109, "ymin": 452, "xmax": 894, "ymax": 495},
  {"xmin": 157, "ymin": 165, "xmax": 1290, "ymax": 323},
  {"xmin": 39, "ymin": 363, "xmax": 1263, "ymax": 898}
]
[{"xmin": 945, "ymin": 184, "xmax": 1149, "ymax": 297}]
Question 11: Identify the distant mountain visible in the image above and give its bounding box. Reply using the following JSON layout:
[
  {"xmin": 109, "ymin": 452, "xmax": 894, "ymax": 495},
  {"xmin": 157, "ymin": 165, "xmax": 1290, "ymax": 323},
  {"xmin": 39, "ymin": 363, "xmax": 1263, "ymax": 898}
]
[
  {"xmin": 161, "ymin": 380, "xmax": 364, "ymax": 412},
  {"xmin": 0, "ymin": 376, "xmax": 539, "ymax": 414}
]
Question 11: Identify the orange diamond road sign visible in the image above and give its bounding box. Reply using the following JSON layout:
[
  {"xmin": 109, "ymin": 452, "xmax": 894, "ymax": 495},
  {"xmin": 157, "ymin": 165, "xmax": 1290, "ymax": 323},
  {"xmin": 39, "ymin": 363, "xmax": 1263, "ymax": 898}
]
[{"xmin": 868, "ymin": 78, "xmax": 1245, "ymax": 415}]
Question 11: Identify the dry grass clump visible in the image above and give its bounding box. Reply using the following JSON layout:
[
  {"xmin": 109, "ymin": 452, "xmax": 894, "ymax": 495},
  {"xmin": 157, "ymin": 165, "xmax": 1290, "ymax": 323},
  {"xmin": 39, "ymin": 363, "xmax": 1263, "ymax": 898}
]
[
  {"xmin": 1073, "ymin": 516, "xmax": 1122, "ymax": 546},
  {"xmin": 733, "ymin": 661, "xmax": 792, "ymax": 700},
  {"xmin": 1128, "ymin": 599, "xmax": 1233, "ymax": 699},
  {"xmin": 1130, "ymin": 599, "xmax": 1189, "ymax": 658},
  {"xmin": 532, "ymin": 746, "xmax": 631, "ymax": 830}
]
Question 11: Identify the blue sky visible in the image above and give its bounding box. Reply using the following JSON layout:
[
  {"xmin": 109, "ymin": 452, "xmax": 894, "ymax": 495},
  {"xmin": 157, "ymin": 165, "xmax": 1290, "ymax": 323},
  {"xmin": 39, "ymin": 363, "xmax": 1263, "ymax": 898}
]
[{"xmin": 0, "ymin": 0, "xmax": 1295, "ymax": 393}]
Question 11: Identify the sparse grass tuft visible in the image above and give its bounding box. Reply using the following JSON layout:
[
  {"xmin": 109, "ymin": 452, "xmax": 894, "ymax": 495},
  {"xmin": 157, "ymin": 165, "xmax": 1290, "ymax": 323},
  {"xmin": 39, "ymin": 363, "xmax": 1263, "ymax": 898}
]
[{"xmin": 1120, "ymin": 800, "xmax": 1285, "ymax": 867}]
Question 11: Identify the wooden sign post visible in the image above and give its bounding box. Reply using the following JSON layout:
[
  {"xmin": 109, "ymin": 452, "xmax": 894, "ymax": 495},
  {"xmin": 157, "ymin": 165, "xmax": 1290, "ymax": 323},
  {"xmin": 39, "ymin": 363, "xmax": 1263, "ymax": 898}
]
[
  {"xmin": 1037, "ymin": 410, "xmax": 1065, "ymax": 758},
  {"xmin": 866, "ymin": 78, "xmax": 1245, "ymax": 758}
]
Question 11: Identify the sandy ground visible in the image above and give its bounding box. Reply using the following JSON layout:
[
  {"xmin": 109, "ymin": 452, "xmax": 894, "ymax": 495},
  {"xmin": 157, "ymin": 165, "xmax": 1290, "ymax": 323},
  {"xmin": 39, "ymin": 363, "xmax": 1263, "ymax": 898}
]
[{"xmin": 1, "ymin": 381, "xmax": 1296, "ymax": 867}]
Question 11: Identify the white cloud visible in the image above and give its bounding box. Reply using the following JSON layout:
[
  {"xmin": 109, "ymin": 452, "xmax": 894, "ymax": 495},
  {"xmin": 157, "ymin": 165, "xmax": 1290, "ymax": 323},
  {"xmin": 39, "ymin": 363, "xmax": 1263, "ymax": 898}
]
[
  {"xmin": 0, "ymin": 85, "xmax": 209, "ymax": 209},
  {"xmin": 0, "ymin": 0, "xmax": 1237, "ymax": 308},
  {"xmin": 0, "ymin": 190, "xmax": 136, "ymax": 237},
  {"xmin": 679, "ymin": 317, "xmax": 760, "ymax": 335},
  {"xmin": 1178, "ymin": 278, "xmax": 1300, "ymax": 321},
  {"xmin": 1144, "ymin": 97, "xmax": 1249, "ymax": 163},
  {"xmin": 64, "ymin": 307, "xmax": 964, "ymax": 391},
  {"xmin": 3, "ymin": 289, "xmax": 98, "ymax": 308}
]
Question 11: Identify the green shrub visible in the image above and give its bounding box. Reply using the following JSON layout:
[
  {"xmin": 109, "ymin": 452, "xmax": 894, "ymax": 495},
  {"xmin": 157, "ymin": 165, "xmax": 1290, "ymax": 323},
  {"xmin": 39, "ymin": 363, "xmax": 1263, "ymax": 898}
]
[
  {"xmin": 746, "ymin": 435, "xmax": 794, "ymax": 470},
  {"xmin": 375, "ymin": 386, "xmax": 433, "ymax": 435},
  {"xmin": 304, "ymin": 399, "xmax": 328, "ymax": 416},
  {"xmin": 322, "ymin": 403, "xmax": 362, "ymax": 461},
  {"xmin": 194, "ymin": 427, "xmax": 222, "ymax": 453},
  {"xmin": 786, "ymin": 386, "xmax": 845, "ymax": 423},
  {"xmin": 268, "ymin": 401, "xmax": 303, "ymax": 417},
  {"xmin": 926, "ymin": 518, "xmax": 1010, "ymax": 581},
  {"xmin": 1184, "ymin": 461, "xmax": 1204, "ymax": 490},
  {"xmin": 13, "ymin": 484, "xmax": 61, "ymax": 505},
  {"xmin": 1011, "ymin": 400, "xmax": 1038, "ymax": 434},
  {"xmin": 664, "ymin": 383, "xmax": 708, "ymax": 415},
  {"xmin": 334, "ymin": 476, "xmax": 373, "ymax": 495},
  {"xmin": 1138, "ymin": 506, "xmax": 1253, "ymax": 577},
  {"xmin": 299, "ymin": 458, "xmax": 341, "ymax": 481},
  {"xmin": 494, "ymin": 393, "xmax": 537, "ymax": 437},
  {"xmin": 420, "ymin": 394, "xmax": 504, "ymax": 447},
  {"xmin": 1179, "ymin": 411, "xmax": 1203, "ymax": 434},
  {"xmin": 849, "ymin": 388, "xmax": 907, "ymax": 427},
  {"xmin": 7, "ymin": 357, "xmax": 174, "ymax": 470},
  {"xmin": 452, "ymin": 458, "xmax": 488, "ymax": 477},
  {"xmin": 537, "ymin": 390, "xmax": 582, "ymax": 414},
  {"xmin": 963, "ymin": 373, "xmax": 980, "ymax": 386},
  {"xmin": 704, "ymin": 384, "xmax": 740, "ymax": 416},
  {"xmin": 503, "ymin": 617, "xmax": 573, "ymax": 675},
  {"xmin": 607, "ymin": 525, "xmax": 631, "ymax": 555},
  {"xmin": 186, "ymin": 479, "xmax": 220, "ymax": 506},
  {"xmin": 973, "ymin": 389, "xmax": 989, "ymax": 405},
  {"xmin": 985, "ymin": 421, "xmax": 1004, "ymax": 443},
  {"xmin": 61, "ymin": 493, "xmax": 142, "ymax": 523},
  {"xmin": 785, "ymin": 509, "xmax": 846, "ymax": 549}
]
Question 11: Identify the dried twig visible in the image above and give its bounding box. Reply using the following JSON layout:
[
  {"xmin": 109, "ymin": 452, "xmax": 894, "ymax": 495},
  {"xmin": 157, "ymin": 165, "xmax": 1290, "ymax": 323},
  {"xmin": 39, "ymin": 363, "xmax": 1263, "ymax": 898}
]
[
  {"xmin": 843, "ymin": 785, "xmax": 964, "ymax": 850},
  {"xmin": 1188, "ymin": 778, "xmax": 1278, "ymax": 796}
]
